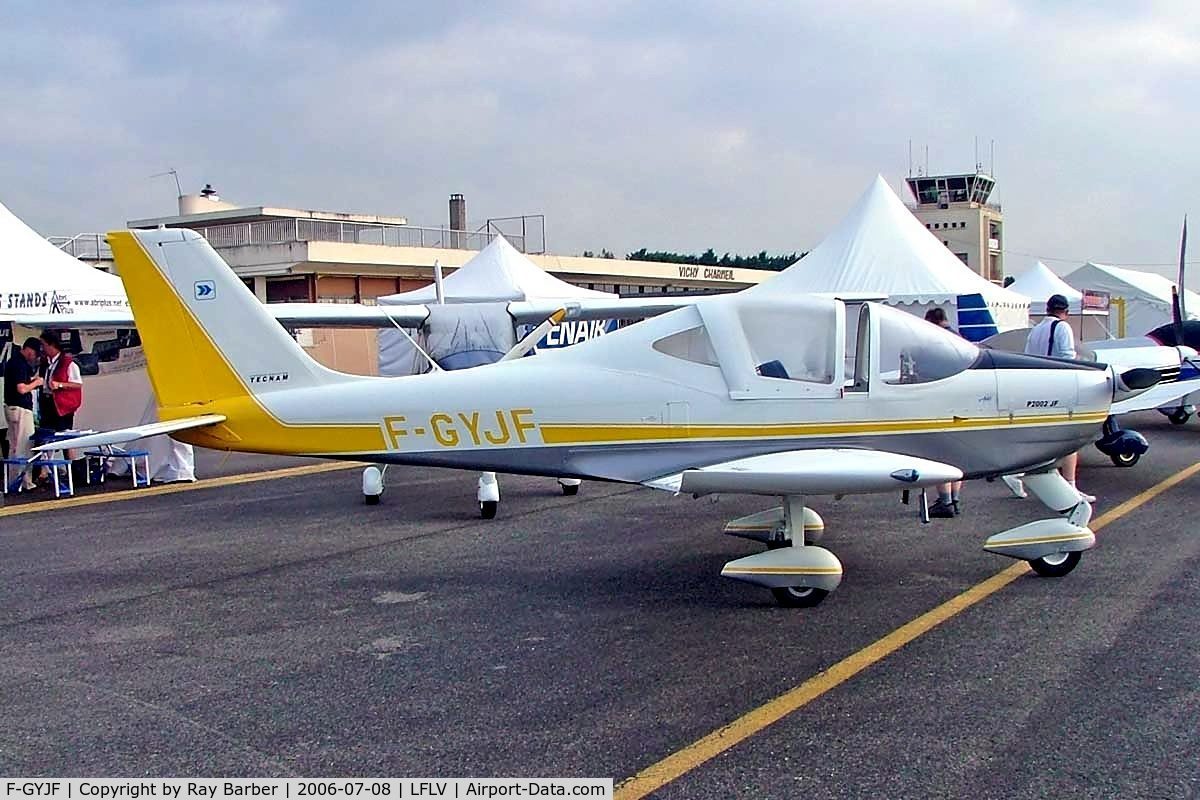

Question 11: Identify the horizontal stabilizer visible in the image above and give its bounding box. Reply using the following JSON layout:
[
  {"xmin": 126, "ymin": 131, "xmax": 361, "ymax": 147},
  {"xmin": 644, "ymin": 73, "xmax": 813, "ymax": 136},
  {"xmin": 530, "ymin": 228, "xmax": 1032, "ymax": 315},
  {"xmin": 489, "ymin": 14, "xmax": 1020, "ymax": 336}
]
[
  {"xmin": 644, "ymin": 448, "xmax": 963, "ymax": 497},
  {"xmin": 33, "ymin": 414, "xmax": 226, "ymax": 452}
]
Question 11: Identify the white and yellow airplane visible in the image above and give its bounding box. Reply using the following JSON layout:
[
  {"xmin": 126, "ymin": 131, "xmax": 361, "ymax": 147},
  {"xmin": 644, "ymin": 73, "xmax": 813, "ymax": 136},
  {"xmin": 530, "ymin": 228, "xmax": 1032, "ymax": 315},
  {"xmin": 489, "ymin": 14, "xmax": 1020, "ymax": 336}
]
[{"xmin": 48, "ymin": 228, "xmax": 1165, "ymax": 608}]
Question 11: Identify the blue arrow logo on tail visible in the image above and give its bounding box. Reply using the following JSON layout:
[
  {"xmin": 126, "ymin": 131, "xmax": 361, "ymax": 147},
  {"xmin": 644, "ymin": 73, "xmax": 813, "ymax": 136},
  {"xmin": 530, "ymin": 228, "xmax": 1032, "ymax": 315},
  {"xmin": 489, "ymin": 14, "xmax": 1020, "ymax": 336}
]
[{"xmin": 194, "ymin": 281, "xmax": 216, "ymax": 300}]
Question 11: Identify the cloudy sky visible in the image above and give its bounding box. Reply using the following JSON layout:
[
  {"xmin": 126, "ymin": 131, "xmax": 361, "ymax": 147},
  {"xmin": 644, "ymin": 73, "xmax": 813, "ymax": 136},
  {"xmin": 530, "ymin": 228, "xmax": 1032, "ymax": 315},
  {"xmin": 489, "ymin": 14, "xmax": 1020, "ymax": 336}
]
[{"xmin": 1, "ymin": 0, "xmax": 1197, "ymax": 280}]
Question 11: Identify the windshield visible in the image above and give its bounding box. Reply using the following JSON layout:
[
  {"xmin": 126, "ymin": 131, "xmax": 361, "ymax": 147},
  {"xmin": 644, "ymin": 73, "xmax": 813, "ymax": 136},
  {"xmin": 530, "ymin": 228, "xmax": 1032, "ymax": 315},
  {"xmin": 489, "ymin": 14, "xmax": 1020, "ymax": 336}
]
[{"xmin": 876, "ymin": 304, "xmax": 979, "ymax": 384}]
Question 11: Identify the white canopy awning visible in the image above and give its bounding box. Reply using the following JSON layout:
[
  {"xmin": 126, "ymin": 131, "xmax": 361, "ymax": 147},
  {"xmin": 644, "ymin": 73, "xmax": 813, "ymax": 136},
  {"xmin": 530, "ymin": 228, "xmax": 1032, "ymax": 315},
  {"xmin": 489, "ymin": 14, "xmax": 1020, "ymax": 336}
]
[
  {"xmin": 1007, "ymin": 261, "xmax": 1086, "ymax": 313},
  {"xmin": 1062, "ymin": 262, "xmax": 1200, "ymax": 335},
  {"xmin": 0, "ymin": 200, "xmax": 130, "ymax": 322},
  {"xmin": 380, "ymin": 234, "xmax": 615, "ymax": 305}
]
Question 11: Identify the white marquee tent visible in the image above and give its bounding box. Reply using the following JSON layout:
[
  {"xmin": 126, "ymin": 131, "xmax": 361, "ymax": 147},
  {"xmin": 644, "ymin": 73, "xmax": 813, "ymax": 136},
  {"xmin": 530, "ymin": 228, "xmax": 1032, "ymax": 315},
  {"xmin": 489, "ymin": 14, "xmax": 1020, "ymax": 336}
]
[
  {"xmin": 750, "ymin": 176, "xmax": 1029, "ymax": 340},
  {"xmin": 377, "ymin": 235, "xmax": 617, "ymax": 374},
  {"xmin": 0, "ymin": 200, "xmax": 192, "ymax": 482},
  {"xmin": 1062, "ymin": 262, "xmax": 1200, "ymax": 338},
  {"xmin": 0, "ymin": 200, "xmax": 129, "ymax": 321},
  {"xmin": 1007, "ymin": 261, "xmax": 1083, "ymax": 312}
]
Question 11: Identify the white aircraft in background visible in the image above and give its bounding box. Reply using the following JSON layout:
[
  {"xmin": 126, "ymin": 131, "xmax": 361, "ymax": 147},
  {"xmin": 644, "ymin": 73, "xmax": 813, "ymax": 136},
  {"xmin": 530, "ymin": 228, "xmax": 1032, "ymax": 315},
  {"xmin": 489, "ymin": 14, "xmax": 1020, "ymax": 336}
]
[
  {"xmin": 986, "ymin": 217, "xmax": 1200, "ymax": 468},
  {"xmin": 44, "ymin": 228, "xmax": 1168, "ymax": 608}
]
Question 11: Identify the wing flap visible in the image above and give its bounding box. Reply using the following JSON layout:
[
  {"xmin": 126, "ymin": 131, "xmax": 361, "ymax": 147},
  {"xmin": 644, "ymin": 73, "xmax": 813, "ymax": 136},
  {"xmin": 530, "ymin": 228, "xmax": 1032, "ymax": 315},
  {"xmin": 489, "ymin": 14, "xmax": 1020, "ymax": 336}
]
[
  {"xmin": 32, "ymin": 414, "xmax": 227, "ymax": 452},
  {"xmin": 644, "ymin": 448, "xmax": 963, "ymax": 497}
]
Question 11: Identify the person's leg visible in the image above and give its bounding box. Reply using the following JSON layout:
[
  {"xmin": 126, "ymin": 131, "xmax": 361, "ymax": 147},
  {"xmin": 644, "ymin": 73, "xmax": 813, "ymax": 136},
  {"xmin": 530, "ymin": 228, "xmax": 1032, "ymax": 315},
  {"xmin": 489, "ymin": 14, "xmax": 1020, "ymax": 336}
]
[
  {"xmin": 10, "ymin": 407, "xmax": 36, "ymax": 490},
  {"xmin": 1060, "ymin": 451, "xmax": 1078, "ymax": 484},
  {"xmin": 930, "ymin": 482, "xmax": 956, "ymax": 517},
  {"xmin": 951, "ymin": 480, "xmax": 963, "ymax": 513}
]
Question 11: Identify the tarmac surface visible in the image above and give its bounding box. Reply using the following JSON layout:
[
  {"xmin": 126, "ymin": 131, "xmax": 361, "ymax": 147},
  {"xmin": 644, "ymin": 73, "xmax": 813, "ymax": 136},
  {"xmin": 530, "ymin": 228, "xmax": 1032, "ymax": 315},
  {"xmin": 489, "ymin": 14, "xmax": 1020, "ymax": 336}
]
[{"xmin": 1, "ymin": 411, "xmax": 1198, "ymax": 797}]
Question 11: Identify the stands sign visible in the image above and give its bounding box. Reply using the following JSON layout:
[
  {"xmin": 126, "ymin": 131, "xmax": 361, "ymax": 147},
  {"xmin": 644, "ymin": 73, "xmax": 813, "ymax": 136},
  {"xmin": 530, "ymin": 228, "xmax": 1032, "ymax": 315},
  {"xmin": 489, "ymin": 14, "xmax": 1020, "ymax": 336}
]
[{"xmin": 4, "ymin": 291, "xmax": 52, "ymax": 310}]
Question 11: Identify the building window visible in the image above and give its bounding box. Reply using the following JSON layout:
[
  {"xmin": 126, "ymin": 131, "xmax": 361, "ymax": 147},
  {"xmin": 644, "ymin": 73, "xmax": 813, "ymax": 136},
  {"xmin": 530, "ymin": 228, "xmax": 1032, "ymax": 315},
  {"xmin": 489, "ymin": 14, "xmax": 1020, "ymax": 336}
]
[{"xmin": 955, "ymin": 252, "xmax": 970, "ymax": 265}]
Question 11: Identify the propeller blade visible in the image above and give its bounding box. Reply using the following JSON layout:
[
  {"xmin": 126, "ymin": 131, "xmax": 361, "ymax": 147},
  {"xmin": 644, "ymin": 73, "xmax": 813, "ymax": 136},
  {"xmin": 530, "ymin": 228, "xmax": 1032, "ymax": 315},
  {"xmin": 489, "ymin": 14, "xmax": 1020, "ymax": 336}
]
[
  {"xmin": 1179, "ymin": 215, "xmax": 1188, "ymax": 322},
  {"xmin": 500, "ymin": 308, "xmax": 567, "ymax": 361}
]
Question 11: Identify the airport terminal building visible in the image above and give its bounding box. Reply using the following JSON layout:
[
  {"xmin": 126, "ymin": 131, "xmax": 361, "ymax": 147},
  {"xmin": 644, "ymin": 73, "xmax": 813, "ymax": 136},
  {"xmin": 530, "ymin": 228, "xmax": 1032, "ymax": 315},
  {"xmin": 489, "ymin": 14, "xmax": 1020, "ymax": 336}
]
[{"xmin": 119, "ymin": 190, "xmax": 775, "ymax": 303}]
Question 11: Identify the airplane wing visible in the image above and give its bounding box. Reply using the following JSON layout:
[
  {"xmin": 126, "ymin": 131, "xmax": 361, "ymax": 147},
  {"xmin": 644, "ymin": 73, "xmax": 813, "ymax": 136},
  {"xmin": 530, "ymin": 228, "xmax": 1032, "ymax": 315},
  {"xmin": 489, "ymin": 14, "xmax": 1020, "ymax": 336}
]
[
  {"xmin": 1111, "ymin": 376, "xmax": 1200, "ymax": 415},
  {"xmin": 266, "ymin": 302, "xmax": 429, "ymax": 328},
  {"xmin": 2, "ymin": 303, "xmax": 431, "ymax": 330},
  {"xmin": 507, "ymin": 297, "xmax": 697, "ymax": 326},
  {"xmin": 0, "ymin": 310, "xmax": 137, "ymax": 328},
  {"xmin": 643, "ymin": 449, "xmax": 963, "ymax": 497},
  {"xmin": 31, "ymin": 414, "xmax": 227, "ymax": 452}
]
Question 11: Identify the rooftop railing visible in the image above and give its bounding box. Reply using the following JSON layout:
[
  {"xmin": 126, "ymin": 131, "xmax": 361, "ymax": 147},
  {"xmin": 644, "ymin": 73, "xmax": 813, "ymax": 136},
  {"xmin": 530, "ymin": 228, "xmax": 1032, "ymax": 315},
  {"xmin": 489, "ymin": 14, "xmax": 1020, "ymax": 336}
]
[
  {"xmin": 195, "ymin": 218, "xmax": 533, "ymax": 253},
  {"xmin": 48, "ymin": 233, "xmax": 112, "ymax": 262}
]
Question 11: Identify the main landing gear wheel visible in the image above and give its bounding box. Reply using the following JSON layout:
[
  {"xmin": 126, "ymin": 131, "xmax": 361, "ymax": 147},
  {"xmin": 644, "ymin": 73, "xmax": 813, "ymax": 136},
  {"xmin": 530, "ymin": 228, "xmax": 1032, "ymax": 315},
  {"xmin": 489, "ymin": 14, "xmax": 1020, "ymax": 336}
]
[
  {"xmin": 561, "ymin": 483, "xmax": 579, "ymax": 496},
  {"xmin": 479, "ymin": 500, "xmax": 498, "ymax": 519},
  {"xmin": 1168, "ymin": 408, "xmax": 1192, "ymax": 425},
  {"xmin": 771, "ymin": 586, "xmax": 829, "ymax": 608},
  {"xmin": 365, "ymin": 494, "xmax": 380, "ymax": 506},
  {"xmin": 1028, "ymin": 550, "xmax": 1081, "ymax": 578},
  {"xmin": 1110, "ymin": 451, "xmax": 1140, "ymax": 467}
]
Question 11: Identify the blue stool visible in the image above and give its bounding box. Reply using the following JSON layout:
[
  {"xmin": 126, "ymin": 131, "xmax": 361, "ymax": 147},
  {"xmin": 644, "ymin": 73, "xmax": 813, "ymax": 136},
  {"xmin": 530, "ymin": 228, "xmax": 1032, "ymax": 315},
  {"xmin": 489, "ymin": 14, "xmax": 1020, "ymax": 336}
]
[
  {"xmin": 3, "ymin": 457, "xmax": 32, "ymax": 494},
  {"xmin": 39, "ymin": 458, "xmax": 74, "ymax": 498},
  {"xmin": 90, "ymin": 448, "xmax": 151, "ymax": 487}
]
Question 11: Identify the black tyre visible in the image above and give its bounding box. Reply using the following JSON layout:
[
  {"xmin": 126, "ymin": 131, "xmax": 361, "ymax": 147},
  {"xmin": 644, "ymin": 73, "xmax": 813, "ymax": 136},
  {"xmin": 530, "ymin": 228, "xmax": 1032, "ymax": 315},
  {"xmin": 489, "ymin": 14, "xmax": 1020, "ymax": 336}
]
[
  {"xmin": 364, "ymin": 494, "xmax": 381, "ymax": 506},
  {"xmin": 1110, "ymin": 451, "xmax": 1140, "ymax": 467},
  {"xmin": 480, "ymin": 500, "xmax": 498, "ymax": 519},
  {"xmin": 771, "ymin": 586, "xmax": 829, "ymax": 608},
  {"xmin": 1168, "ymin": 409, "xmax": 1191, "ymax": 425},
  {"xmin": 561, "ymin": 483, "xmax": 580, "ymax": 496},
  {"xmin": 1029, "ymin": 550, "xmax": 1081, "ymax": 577}
]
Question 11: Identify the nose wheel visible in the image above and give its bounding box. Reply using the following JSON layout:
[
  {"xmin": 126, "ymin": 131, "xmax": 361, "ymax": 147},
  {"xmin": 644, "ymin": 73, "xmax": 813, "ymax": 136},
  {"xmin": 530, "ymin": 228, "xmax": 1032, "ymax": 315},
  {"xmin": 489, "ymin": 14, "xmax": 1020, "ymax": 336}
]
[{"xmin": 1110, "ymin": 451, "xmax": 1140, "ymax": 467}]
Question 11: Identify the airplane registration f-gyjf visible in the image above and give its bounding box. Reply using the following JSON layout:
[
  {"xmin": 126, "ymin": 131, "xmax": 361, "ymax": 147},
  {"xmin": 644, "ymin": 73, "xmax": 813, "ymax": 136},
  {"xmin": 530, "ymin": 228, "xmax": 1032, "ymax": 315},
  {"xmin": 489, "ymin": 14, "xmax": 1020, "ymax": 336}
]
[{"xmin": 55, "ymin": 228, "xmax": 1163, "ymax": 608}]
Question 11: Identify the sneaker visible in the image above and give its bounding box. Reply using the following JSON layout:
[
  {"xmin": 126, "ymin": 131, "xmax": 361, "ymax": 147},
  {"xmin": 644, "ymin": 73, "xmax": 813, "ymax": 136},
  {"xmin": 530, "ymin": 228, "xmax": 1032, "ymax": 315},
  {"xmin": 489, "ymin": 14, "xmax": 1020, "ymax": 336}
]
[
  {"xmin": 952, "ymin": 499, "xmax": 962, "ymax": 515},
  {"xmin": 929, "ymin": 499, "xmax": 956, "ymax": 518},
  {"xmin": 1078, "ymin": 490, "xmax": 1096, "ymax": 503},
  {"xmin": 1001, "ymin": 475, "xmax": 1027, "ymax": 499}
]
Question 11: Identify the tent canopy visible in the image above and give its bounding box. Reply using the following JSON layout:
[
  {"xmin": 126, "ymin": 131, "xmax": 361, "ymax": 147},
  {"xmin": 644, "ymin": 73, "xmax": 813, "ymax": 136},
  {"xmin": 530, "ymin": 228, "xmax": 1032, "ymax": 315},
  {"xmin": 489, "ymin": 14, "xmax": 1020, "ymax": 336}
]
[
  {"xmin": 380, "ymin": 234, "xmax": 615, "ymax": 305},
  {"xmin": 752, "ymin": 175, "xmax": 1028, "ymax": 310},
  {"xmin": 0, "ymin": 200, "xmax": 129, "ymax": 317},
  {"xmin": 1063, "ymin": 262, "xmax": 1200, "ymax": 336},
  {"xmin": 1007, "ymin": 261, "xmax": 1085, "ymax": 313}
]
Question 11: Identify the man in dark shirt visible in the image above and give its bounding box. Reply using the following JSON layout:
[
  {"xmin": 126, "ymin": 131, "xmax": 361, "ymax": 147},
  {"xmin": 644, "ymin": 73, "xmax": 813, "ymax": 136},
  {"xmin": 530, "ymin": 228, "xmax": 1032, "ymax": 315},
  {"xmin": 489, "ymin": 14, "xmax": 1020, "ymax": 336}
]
[{"xmin": 4, "ymin": 338, "xmax": 45, "ymax": 489}]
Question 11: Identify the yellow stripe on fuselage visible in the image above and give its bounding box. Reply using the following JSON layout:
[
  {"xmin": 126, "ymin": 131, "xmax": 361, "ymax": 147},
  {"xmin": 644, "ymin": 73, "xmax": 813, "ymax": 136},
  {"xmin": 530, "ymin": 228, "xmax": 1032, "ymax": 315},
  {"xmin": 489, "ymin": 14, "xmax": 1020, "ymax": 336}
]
[{"xmin": 537, "ymin": 411, "xmax": 1108, "ymax": 446}]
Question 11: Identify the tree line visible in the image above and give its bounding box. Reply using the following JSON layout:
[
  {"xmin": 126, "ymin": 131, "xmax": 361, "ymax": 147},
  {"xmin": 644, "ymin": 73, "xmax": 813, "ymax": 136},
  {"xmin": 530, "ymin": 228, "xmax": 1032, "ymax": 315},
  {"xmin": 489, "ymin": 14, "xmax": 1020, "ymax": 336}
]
[{"xmin": 580, "ymin": 248, "xmax": 806, "ymax": 271}]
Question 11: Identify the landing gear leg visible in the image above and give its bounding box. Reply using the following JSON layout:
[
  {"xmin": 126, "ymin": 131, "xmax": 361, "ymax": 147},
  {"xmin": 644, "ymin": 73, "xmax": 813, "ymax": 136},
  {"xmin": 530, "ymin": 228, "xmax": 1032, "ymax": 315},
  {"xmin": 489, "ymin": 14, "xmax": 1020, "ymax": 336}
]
[
  {"xmin": 983, "ymin": 469, "xmax": 1095, "ymax": 576},
  {"xmin": 558, "ymin": 478, "xmax": 582, "ymax": 496},
  {"xmin": 721, "ymin": 494, "xmax": 842, "ymax": 608},
  {"xmin": 478, "ymin": 471, "xmax": 500, "ymax": 519}
]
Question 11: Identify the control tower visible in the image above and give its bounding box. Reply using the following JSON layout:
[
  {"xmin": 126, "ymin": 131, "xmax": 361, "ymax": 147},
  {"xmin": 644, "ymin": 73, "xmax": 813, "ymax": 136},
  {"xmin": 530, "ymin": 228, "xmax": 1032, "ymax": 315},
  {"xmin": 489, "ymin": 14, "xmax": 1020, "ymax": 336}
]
[{"xmin": 905, "ymin": 172, "xmax": 1004, "ymax": 282}]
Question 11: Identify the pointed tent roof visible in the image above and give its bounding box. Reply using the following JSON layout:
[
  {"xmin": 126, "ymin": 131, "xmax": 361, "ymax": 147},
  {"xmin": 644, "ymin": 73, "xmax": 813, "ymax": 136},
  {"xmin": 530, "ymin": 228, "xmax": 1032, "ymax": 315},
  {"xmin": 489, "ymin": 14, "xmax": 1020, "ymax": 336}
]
[
  {"xmin": 380, "ymin": 234, "xmax": 615, "ymax": 305},
  {"xmin": 750, "ymin": 175, "xmax": 1028, "ymax": 311},
  {"xmin": 1007, "ymin": 261, "xmax": 1083, "ymax": 311},
  {"xmin": 0, "ymin": 199, "xmax": 128, "ymax": 315}
]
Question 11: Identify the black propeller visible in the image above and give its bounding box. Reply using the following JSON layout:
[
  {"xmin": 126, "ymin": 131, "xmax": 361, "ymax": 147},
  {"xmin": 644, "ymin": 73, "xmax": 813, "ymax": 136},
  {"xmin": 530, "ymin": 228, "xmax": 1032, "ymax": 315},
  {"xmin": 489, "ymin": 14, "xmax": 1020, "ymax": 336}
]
[{"xmin": 1174, "ymin": 215, "xmax": 1188, "ymax": 344}]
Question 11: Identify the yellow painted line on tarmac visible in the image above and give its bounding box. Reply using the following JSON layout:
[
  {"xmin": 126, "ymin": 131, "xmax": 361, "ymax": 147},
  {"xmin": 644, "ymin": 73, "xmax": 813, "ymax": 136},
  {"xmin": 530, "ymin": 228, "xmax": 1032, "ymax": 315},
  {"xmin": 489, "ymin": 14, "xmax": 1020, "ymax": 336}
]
[
  {"xmin": 615, "ymin": 460, "xmax": 1200, "ymax": 800},
  {"xmin": 0, "ymin": 462, "xmax": 360, "ymax": 518}
]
